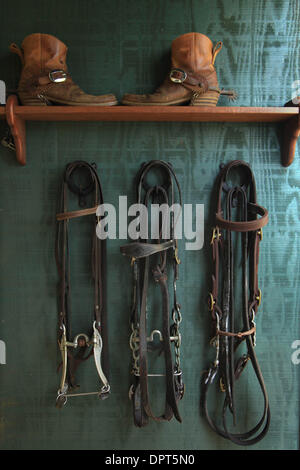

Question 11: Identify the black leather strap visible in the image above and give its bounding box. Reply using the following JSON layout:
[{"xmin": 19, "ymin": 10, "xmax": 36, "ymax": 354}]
[
  {"xmin": 55, "ymin": 160, "xmax": 109, "ymax": 404},
  {"xmin": 121, "ymin": 160, "xmax": 184, "ymax": 427},
  {"xmin": 201, "ymin": 160, "xmax": 270, "ymax": 445}
]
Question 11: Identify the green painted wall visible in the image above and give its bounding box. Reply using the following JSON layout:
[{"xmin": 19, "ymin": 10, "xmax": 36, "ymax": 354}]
[{"xmin": 0, "ymin": 0, "xmax": 299, "ymax": 450}]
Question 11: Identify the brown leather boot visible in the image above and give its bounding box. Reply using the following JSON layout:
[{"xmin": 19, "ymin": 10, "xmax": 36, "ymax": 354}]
[
  {"xmin": 122, "ymin": 32, "xmax": 235, "ymax": 106},
  {"xmin": 10, "ymin": 33, "xmax": 118, "ymax": 106}
]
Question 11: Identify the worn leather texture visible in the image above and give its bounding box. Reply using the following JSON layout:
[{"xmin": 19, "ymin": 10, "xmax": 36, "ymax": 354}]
[
  {"xmin": 122, "ymin": 32, "xmax": 222, "ymax": 106},
  {"xmin": 10, "ymin": 33, "xmax": 118, "ymax": 106},
  {"xmin": 0, "ymin": 0, "xmax": 299, "ymax": 451}
]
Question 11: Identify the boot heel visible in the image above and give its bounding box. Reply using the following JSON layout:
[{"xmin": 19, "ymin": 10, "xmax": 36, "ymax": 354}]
[
  {"xmin": 190, "ymin": 89, "xmax": 221, "ymax": 107},
  {"xmin": 18, "ymin": 93, "xmax": 48, "ymax": 106}
]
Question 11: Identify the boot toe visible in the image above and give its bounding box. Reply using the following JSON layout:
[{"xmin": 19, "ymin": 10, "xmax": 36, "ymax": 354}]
[
  {"xmin": 73, "ymin": 93, "xmax": 118, "ymax": 106},
  {"xmin": 87, "ymin": 93, "xmax": 118, "ymax": 106},
  {"xmin": 121, "ymin": 93, "xmax": 149, "ymax": 105}
]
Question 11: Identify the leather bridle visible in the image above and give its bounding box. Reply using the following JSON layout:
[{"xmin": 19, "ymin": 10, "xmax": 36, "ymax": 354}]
[
  {"xmin": 55, "ymin": 160, "xmax": 110, "ymax": 407},
  {"xmin": 201, "ymin": 160, "xmax": 271, "ymax": 445},
  {"xmin": 120, "ymin": 160, "xmax": 184, "ymax": 427}
]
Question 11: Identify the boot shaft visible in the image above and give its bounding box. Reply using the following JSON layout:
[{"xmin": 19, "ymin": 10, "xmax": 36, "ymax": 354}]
[
  {"xmin": 172, "ymin": 33, "xmax": 214, "ymax": 73},
  {"xmin": 20, "ymin": 33, "xmax": 68, "ymax": 74},
  {"xmin": 171, "ymin": 32, "xmax": 221, "ymax": 86},
  {"xmin": 9, "ymin": 33, "xmax": 118, "ymax": 106}
]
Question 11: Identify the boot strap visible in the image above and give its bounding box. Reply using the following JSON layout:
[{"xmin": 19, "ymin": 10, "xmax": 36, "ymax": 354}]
[
  {"xmin": 212, "ymin": 41, "xmax": 223, "ymax": 65},
  {"xmin": 38, "ymin": 70, "xmax": 68, "ymax": 85},
  {"xmin": 181, "ymin": 82, "xmax": 208, "ymax": 94},
  {"xmin": 19, "ymin": 70, "xmax": 69, "ymax": 90},
  {"xmin": 182, "ymin": 82, "xmax": 221, "ymax": 96},
  {"xmin": 10, "ymin": 43, "xmax": 24, "ymax": 65},
  {"xmin": 169, "ymin": 68, "xmax": 218, "ymax": 95}
]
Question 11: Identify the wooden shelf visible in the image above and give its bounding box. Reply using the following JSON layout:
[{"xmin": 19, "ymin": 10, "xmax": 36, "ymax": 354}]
[
  {"xmin": 1, "ymin": 95, "xmax": 299, "ymax": 166},
  {"xmin": 1, "ymin": 103, "xmax": 298, "ymax": 122}
]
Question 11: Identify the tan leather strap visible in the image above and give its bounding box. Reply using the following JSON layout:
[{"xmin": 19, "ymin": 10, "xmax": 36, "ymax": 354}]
[
  {"xmin": 9, "ymin": 42, "xmax": 24, "ymax": 65},
  {"xmin": 56, "ymin": 205, "xmax": 98, "ymax": 221},
  {"xmin": 212, "ymin": 41, "xmax": 223, "ymax": 64},
  {"xmin": 216, "ymin": 325, "xmax": 256, "ymax": 338}
]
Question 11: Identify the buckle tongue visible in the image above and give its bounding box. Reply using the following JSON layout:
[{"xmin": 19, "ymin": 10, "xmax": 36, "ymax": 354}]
[
  {"xmin": 169, "ymin": 68, "xmax": 187, "ymax": 84},
  {"xmin": 49, "ymin": 69, "xmax": 67, "ymax": 83}
]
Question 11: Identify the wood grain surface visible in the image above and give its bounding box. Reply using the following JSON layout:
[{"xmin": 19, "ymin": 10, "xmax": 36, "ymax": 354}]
[{"xmin": 0, "ymin": 0, "xmax": 299, "ymax": 451}]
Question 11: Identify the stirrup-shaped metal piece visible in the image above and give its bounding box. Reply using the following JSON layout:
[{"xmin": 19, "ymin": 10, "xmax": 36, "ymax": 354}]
[{"xmin": 56, "ymin": 321, "xmax": 110, "ymax": 407}]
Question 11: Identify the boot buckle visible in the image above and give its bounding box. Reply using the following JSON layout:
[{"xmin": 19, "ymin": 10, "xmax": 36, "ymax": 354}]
[
  {"xmin": 169, "ymin": 68, "xmax": 187, "ymax": 84},
  {"xmin": 49, "ymin": 69, "xmax": 67, "ymax": 83}
]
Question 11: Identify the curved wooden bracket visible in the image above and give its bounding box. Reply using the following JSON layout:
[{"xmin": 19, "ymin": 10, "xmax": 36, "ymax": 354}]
[
  {"xmin": 281, "ymin": 99, "xmax": 300, "ymax": 167},
  {"xmin": 5, "ymin": 94, "xmax": 26, "ymax": 165}
]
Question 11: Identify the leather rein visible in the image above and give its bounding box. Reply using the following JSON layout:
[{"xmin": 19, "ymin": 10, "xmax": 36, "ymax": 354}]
[
  {"xmin": 55, "ymin": 160, "xmax": 110, "ymax": 407},
  {"xmin": 201, "ymin": 160, "xmax": 271, "ymax": 445},
  {"xmin": 120, "ymin": 160, "xmax": 184, "ymax": 427}
]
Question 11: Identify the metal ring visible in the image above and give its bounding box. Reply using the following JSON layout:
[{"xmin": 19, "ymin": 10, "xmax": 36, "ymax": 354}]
[
  {"xmin": 56, "ymin": 391, "xmax": 67, "ymax": 407},
  {"xmin": 169, "ymin": 68, "xmax": 187, "ymax": 84}
]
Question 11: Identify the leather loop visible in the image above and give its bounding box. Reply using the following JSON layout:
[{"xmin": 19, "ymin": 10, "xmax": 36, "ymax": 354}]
[
  {"xmin": 212, "ymin": 41, "xmax": 223, "ymax": 64},
  {"xmin": 9, "ymin": 42, "xmax": 24, "ymax": 65},
  {"xmin": 216, "ymin": 203, "xmax": 269, "ymax": 232},
  {"xmin": 216, "ymin": 325, "xmax": 256, "ymax": 338}
]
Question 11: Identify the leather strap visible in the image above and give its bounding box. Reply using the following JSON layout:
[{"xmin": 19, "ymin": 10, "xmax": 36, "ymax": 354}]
[
  {"xmin": 55, "ymin": 160, "xmax": 109, "ymax": 405},
  {"xmin": 120, "ymin": 239, "xmax": 176, "ymax": 259},
  {"xmin": 201, "ymin": 160, "xmax": 270, "ymax": 446},
  {"xmin": 56, "ymin": 205, "xmax": 98, "ymax": 221},
  {"xmin": 216, "ymin": 202, "xmax": 268, "ymax": 232},
  {"xmin": 121, "ymin": 160, "xmax": 184, "ymax": 427}
]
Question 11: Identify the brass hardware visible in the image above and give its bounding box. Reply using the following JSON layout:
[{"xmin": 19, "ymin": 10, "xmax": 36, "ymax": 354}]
[
  {"xmin": 256, "ymin": 288, "xmax": 262, "ymax": 306},
  {"xmin": 220, "ymin": 377, "xmax": 226, "ymax": 392},
  {"xmin": 210, "ymin": 227, "xmax": 221, "ymax": 245},
  {"xmin": 208, "ymin": 292, "xmax": 216, "ymax": 311},
  {"xmin": 174, "ymin": 246, "xmax": 181, "ymax": 265}
]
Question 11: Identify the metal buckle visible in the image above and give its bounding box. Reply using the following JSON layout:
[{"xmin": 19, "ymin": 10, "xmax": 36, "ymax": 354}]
[
  {"xmin": 256, "ymin": 288, "xmax": 262, "ymax": 307},
  {"xmin": 210, "ymin": 227, "xmax": 221, "ymax": 245},
  {"xmin": 49, "ymin": 69, "xmax": 67, "ymax": 83},
  {"xmin": 169, "ymin": 68, "xmax": 187, "ymax": 84},
  {"xmin": 208, "ymin": 292, "xmax": 216, "ymax": 312}
]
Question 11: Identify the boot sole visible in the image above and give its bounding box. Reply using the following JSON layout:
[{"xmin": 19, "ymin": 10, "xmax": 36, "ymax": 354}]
[
  {"xmin": 50, "ymin": 98, "xmax": 119, "ymax": 106},
  {"xmin": 21, "ymin": 98, "xmax": 118, "ymax": 106}
]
